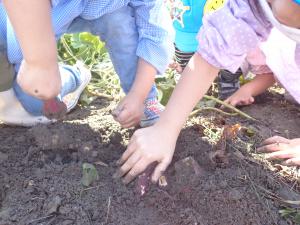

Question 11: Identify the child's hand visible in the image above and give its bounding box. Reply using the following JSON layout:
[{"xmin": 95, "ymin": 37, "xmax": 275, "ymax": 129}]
[
  {"xmin": 169, "ymin": 61, "xmax": 183, "ymax": 73},
  {"xmin": 112, "ymin": 92, "xmax": 144, "ymax": 128},
  {"xmin": 17, "ymin": 60, "xmax": 61, "ymax": 100},
  {"xmin": 114, "ymin": 125, "xmax": 176, "ymax": 184},
  {"xmin": 258, "ymin": 136, "xmax": 300, "ymax": 166},
  {"xmin": 224, "ymin": 87, "xmax": 254, "ymax": 107}
]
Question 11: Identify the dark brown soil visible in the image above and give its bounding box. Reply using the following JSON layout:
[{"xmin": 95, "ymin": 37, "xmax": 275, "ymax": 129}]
[{"xmin": 1, "ymin": 94, "xmax": 300, "ymax": 225}]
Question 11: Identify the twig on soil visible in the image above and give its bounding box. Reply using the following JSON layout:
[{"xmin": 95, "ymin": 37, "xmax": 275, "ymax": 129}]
[
  {"xmin": 46, "ymin": 216, "xmax": 57, "ymax": 225},
  {"xmin": 105, "ymin": 196, "xmax": 112, "ymax": 224},
  {"xmin": 30, "ymin": 196, "xmax": 46, "ymax": 201},
  {"xmin": 80, "ymin": 184, "xmax": 104, "ymax": 198},
  {"xmin": 28, "ymin": 215, "xmax": 55, "ymax": 224},
  {"xmin": 203, "ymin": 95, "xmax": 257, "ymax": 121},
  {"xmin": 256, "ymin": 185, "xmax": 300, "ymax": 206},
  {"xmin": 190, "ymin": 107, "xmax": 238, "ymax": 118},
  {"xmin": 95, "ymin": 160, "xmax": 109, "ymax": 167},
  {"xmin": 86, "ymin": 88, "xmax": 114, "ymax": 100}
]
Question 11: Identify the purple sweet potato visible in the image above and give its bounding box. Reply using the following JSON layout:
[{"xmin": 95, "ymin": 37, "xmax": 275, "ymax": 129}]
[
  {"xmin": 42, "ymin": 98, "xmax": 67, "ymax": 120},
  {"xmin": 135, "ymin": 162, "xmax": 157, "ymax": 196}
]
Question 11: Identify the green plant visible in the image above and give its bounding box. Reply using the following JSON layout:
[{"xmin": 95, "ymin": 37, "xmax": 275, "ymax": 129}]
[
  {"xmin": 155, "ymin": 68, "xmax": 177, "ymax": 106},
  {"xmin": 58, "ymin": 33, "xmax": 122, "ymax": 104},
  {"xmin": 279, "ymin": 208, "xmax": 300, "ymax": 224},
  {"xmin": 81, "ymin": 163, "xmax": 99, "ymax": 187}
]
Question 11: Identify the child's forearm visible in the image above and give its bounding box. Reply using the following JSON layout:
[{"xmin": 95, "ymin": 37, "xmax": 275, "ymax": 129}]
[
  {"xmin": 129, "ymin": 58, "xmax": 156, "ymax": 100},
  {"xmin": 157, "ymin": 53, "xmax": 219, "ymax": 135},
  {"xmin": 242, "ymin": 73, "xmax": 275, "ymax": 97},
  {"xmin": 3, "ymin": 0, "xmax": 57, "ymax": 66}
]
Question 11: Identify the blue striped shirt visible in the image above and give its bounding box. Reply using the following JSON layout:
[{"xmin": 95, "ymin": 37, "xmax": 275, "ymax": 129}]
[{"xmin": 0, "ymin": 0, "xmax": 174, "ymax": 74}]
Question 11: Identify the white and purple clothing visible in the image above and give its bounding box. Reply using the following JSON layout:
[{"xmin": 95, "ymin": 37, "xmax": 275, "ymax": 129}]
[
  {"xmin": 0, "ymin": 0, "xmax": 174, "ymax": 115},
  {"xmin": 197, "ymin": 0, "xmax": 300, "ymax": 103}
]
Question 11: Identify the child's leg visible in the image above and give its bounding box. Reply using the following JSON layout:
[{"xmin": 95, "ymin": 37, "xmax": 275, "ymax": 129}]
[
  {"xmin": 14, "ymin": 63, "xmax": 91, "ymax": 116},
  {"xmin": 0, "ymin": 31, "xmax": 51, "ymax": 125},
  {"xmin": 67, "ymin": 6, "xmax": 163, "ymax": 127},
  {"xmin": 87, "ymin": 6, "xmax": 157, "ymax": 98},
  {"xmin": 218, "ymin": 69, "xmax": 242, "ymax": 100},
  {"xmin": 174, "ymin": 45, "xmax": 194, "ymax": 72}
]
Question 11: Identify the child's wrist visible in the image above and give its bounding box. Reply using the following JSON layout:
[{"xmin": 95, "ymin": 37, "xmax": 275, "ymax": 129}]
[
  {"xmin": 24, "ymin": 58, "xmax": 58, "ymax": 69},
  {"xmin": 127, "ymin": 88, "xmax": 148, "ymax": 103},
  {"xmin": 154, "ymin": 117, "xmax": 182, "ymax": 138}
]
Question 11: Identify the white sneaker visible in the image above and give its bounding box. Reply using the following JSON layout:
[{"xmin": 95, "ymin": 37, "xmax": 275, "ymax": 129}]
[
  {"xmin": 0, "ymin": 62, "xmax": 91, "ymax": 127},
  {"xmin": 61, "ymin": 61, "xmax": 91, "ymax": 112},
  {"xmin": 0, "ymin": 89, "xmax": 51, "ymax": 126}
]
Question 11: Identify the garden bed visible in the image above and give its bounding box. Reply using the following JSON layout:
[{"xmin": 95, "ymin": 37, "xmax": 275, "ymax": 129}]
[{"xmin": 1, "ymin": 93, "xmax": 300, "ymax": 225}]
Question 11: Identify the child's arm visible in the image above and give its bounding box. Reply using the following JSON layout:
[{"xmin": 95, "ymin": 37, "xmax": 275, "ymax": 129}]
[
  {"xmin": 225, "ymin": 73, "xmax": 276, "ymax": 106},
  {"xmin": 3, "ymin": 0, "xmax": 61, "ymax": 100},
  {"xmin": 115, "ymin": 53, "xmax": 219, "ymax": 184},
  {"xmin": 113, "ymin": 59, "xmax": 156, "ymax": 128},
  {"xmin": 112, "ymin": 0, "xmax": 174, "ymax": 128}
]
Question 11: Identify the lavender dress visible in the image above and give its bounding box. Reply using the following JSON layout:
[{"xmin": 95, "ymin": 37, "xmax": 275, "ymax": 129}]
[{"xmin": 197, "ymin": 0, "xmax": 300, "ymax": 103}]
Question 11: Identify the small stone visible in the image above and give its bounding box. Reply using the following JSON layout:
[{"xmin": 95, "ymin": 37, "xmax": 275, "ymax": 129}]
[
  {"xmin": 51, "ymin": 134, "xmax": 59, "ymax": 145},
  {"xmin": 228, "ymin": 189, "xmax": 243, "ymax": 201},
  {"xmin": 0, "ymin": 208, "xmax": 11, "ymax": 220},
  {"xmin": 14, "ymin": 136, "xmax": 26, "ymax": 142},
  {"xmin": 47, "ymin": 196, "xmax": 62, "ymax": 214},
  {"xmin": 24, "ymin": 186, "xmax": 35, "ymax": 194},
  {"xmin": 0, "ymin": 152, "xmax": 8, "ymax": 163},
  {"xmin": 55, "ymin": 154, "xmax": 63, "ymax": 164},
  {"xmin": 219, "ymin": 180, "xmax": 228, "ymax": 188},
  {"xmin": 91, "ymin": 151, "xmax": 98, "ymax": 158},
  {"xmin": 65, "ymin": 192, "xmax": 71, "ymax": 199},
  {"xmin": 83, "ymin": 146, "xmax": 91, "ymax": 152},
  {"xmin": 158, "ymin": 176, "xmax": 168, "ymax": 187},
  {"xmin": 71, "ymin": 152, "xmax": 78, "ymax": 161},
  {"xmin": 209, "ymin": 150, "xmax": 229, "ymax": 167},
  {"xmin": 59, "ymin": 205, "xmax": 71, "ymax": 215},
  {"xmin": 175, "ymin": 156, "xmax": 204, "ymax": 184},
  {"xmin": 62, "ymin": 219, "xmax": 74, "ymax": 225}
]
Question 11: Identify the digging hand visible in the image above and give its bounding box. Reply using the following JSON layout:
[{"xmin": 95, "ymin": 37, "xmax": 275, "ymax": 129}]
[
  {"xmin": 224, "ymin": 87, "xmax": 254, "ymax": 107},
  {"xmin": 113, "ymin": 125, "xmax": 176, "ymax": 184},
  {"xmin": 258, "ymin": 136, "xmax": 300, "ymax": 166},
  {"xmin": 112, "ymin": 93, "xmax": 144, "ymax": 128}
]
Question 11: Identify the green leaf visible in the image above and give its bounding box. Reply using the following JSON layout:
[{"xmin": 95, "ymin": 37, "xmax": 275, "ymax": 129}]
[
  {"xmin": 81, "ymin": 163, "xmax": 99, "ymax": 187},
  {"xmin": 79, "ymin": 91, "xmax": 96, "ymax": 106},
  {"xmin": 294, "ymin": 213, "xmax": 300, "ymax": 224},
  {"xmin": 244, "ymin": 128, "xmax": 256, "ymax": 137}
]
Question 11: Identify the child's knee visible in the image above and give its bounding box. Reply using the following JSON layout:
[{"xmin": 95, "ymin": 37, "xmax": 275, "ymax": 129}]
[{"xmin": 13, "ymin": 82, "xmax": 44, "ymax": 116}]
